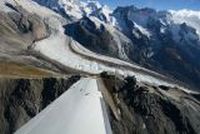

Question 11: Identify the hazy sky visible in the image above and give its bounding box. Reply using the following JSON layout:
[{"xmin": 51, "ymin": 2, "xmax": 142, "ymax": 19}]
[{"xmin": 98, "ymin": 0, "xmax": 200, "ymax": 10}]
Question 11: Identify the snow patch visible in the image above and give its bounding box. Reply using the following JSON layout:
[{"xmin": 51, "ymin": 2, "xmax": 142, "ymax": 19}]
[{"xmin": 133, "ymin": 22, "xmax": 151, "ymax": 38}]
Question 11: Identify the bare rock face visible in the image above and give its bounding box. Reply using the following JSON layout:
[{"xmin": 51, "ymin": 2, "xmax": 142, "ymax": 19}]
[
  {"xmin": 29, "ymin": 14, "xmax": 49, "ymax": 41},
  {"xmin": 0, "ymin": 3, "xmax": 63, "ymax": 74},
  {"xmin": 7, "ymin": 3, "xmax": 49, "ymax": 41},
  {"xmin": 8, "ymin": 11, "xmax": 48, "ymax": 41},
  {"xmin": 0, "ymin": 76, "xmax": 80, "ymax": 134},
  {"xmin": 64, "ymin": 16, "xmax": 132, "ymax": 61},
  {"xmin": 0, "ymin": 3, "xmax": 49, "ymax": 53},
  {"xmin": 101, "ymin": 73, "xmax": 200, "ymax": 134}
]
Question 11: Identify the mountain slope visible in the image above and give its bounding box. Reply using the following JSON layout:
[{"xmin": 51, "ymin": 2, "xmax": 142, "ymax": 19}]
[
  {"xmin": 0, "ymin": 0, "xmax": 200, "ymax": 134},
  {"xmin": 1, "ymin": 0, "xmax": 198, "ymax": 90},
  {"xmin": 61, "ymin": 3, "xmax": 200, "ymax": 90},
  {"xmin": 101, "ymin": 74, "xmax": 200, "ymax": 134},
  {"xmin": 112, "ymin": 7, "xmax": 200, "ymax": 90},
  {"xmin": 170, "ymin": 9, "xmax": 200, "ymax": 36}
]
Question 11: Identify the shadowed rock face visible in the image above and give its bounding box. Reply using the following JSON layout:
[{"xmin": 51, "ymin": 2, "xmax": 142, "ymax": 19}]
[
  {"xmin": 101, "ymin": 73, "xmax": 200, "ymax": 134},
  {"xmin": 0, "ymin": 76, "xmax": 80, "ymax": 134},
  {"xmin": 64, "ymin": 16, "xmax": 132, "ymax": 61}
]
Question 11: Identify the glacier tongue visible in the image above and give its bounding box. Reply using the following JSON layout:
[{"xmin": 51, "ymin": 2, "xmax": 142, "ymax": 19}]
[{"xmin": 15, "ymin": 78, "xmax": 112, "ymax": 134}]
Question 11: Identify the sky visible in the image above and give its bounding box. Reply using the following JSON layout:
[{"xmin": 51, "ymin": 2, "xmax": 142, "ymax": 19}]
[{"xmin": 98, "ymin": 0, "xmax": 200, "ymax": 10}]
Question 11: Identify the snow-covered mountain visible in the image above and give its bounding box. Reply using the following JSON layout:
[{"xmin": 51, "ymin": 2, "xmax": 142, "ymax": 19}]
[
  {"xmin": 0, "ymin": 0, "xmax": 200, "ymax": 134},
  {"xmin": 170, "ymin": 9, "xmax": 200, "ymax": 37},
  {"xmin": 35, "ymin": 0, "xmax": 200, "ymax": 89},
  {"xmin": 111, "ymin": 7, "xmax": 200, "ymax": 90},
  {"xmin": 113, "ymin": 6, "xmax": 200, "ymax": 44},
  {"xmin": 32, "ymin": 0, "xmax": 114, "ymax": 23},
  {"xmin": 60, "ymin": 3, "xmax": 200, "ymax": 89},
  {"xmin": 33, "ymin": 0, "xmax": 200, "ymax": 47},
  {"xmin": 31, "ymin": 0, "xmax": 200, "ymax": 39}
]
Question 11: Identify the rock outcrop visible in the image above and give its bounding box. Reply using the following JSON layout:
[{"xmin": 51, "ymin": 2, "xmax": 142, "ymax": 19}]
[{"xmin": 101, "ymin": 73, "xmax": 200, "ymax": 134}]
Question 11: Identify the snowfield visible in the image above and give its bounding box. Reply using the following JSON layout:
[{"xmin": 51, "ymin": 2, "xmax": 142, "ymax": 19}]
[{"xmin": 15, "ymin": 78, "xmax": 112, "ymax": 134}]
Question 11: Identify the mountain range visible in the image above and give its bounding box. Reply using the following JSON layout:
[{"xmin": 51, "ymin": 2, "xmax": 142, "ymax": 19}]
[
  {"xmin": 38, "ymin": 0, "xmax": 200, "ymax": 90},
  {"xmin": 0, "ymin": 0, "xmax": 200, "ymax": 134}
]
